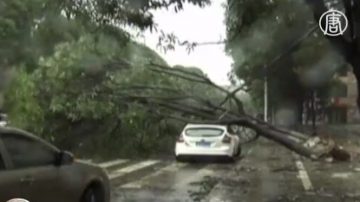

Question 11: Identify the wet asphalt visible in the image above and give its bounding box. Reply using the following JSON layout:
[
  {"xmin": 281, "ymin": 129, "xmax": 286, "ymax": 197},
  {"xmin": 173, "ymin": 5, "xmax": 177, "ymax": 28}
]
[{"xmin": 107, "ymin": 130, "xmax": 360, "ymax": 202}]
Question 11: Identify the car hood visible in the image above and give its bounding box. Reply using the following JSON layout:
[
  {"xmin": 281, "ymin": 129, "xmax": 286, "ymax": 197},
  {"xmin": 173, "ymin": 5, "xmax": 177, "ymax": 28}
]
[{"xmin": 68, "ymin": 159, "xmax": 110, "ymax": 181}]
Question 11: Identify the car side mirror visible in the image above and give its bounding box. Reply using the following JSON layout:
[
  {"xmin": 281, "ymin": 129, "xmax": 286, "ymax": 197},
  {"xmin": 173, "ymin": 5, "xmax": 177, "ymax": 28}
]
[{"xmin": 55, "ymin": 151, "xmax": 74, "ymax": 166}]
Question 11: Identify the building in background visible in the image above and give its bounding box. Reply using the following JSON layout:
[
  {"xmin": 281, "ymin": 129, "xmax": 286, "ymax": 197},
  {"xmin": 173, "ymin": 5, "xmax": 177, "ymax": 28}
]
[
  {"xmin": 300, "ymin": 69, "xmax": 360, "ymax": 125},
  {"xmin": 328, "ymin": 71, "xmax": 360, "ymax": 123}
]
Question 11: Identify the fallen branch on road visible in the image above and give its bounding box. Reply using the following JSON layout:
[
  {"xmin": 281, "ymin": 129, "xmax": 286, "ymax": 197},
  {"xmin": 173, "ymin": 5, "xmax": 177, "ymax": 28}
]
[{"xmin": 217, "ymin": 118, "xmax": 351, "ymax": 162}]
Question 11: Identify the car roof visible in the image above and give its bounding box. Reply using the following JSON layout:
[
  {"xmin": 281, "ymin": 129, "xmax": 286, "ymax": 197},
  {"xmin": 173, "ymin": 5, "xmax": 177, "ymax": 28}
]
[
  {"xmin": 185, "ymin": 123, "xmax": 227, "ymax": 128},
  {"xmin": 0, "ymin": 126, "xmax": 59, "ymax": 152}
]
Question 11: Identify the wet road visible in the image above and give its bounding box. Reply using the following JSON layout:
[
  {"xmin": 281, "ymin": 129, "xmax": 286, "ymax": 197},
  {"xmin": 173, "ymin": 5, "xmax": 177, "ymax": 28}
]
[{"xmin": 103, "ymin": 137, "xmax": 360, "ymax": 202}]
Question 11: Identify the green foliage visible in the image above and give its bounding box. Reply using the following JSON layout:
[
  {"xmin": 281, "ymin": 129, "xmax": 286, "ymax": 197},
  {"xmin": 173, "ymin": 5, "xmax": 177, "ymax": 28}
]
[
  {"xmin": 4, "ymin": 27, "xmax": 218, "ymax": 159},
  {"xmin": 0, "ymin": 0, "xmax": 209, "ymax": 67},
  {"xmin": 3, "ymin": 68, "xmax": 44, "ymax": 134},
  {"xmin": 35, "ymin": 35, "xmax": 117, "ymax": 120},
  {"xmin": 1, "ymin": 0, "xmax": 219, "ymax": 159},
  {"xmin": 0, "ymin": 0, "xmax": 46, "ymax": 65},
  {"xmin": 4, "ymin": 37, "xmax": 137, "ymax": 156}
]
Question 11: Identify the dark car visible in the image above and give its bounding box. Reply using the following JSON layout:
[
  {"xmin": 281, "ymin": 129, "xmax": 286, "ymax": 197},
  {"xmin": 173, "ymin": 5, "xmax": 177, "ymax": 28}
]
[{"xmin": 0, "ymin": 127, "xmax": 110, "ymax": 202}]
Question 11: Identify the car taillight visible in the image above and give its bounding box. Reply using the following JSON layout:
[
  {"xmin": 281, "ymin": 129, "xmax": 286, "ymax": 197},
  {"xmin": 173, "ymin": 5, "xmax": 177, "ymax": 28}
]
[
  {"xmin": 177, "ymin": 135, "xmax": 184, "ymax": 143},
  {"xmin": 222, "ymin": 135, "xmax": 231, "ymax": 143}
]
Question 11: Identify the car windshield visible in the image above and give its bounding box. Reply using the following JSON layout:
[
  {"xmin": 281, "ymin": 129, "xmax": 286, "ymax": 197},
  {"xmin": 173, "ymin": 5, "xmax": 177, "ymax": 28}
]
[{"xmin": 185, "ymin": 128, "xmax": 224, "ymax": 137}]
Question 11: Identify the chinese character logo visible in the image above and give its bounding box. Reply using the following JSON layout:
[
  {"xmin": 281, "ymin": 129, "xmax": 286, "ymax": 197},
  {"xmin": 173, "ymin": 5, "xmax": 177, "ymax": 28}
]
[{"xmin": 319, "ymin": 9, "xmax": 348, "ymax": 36}]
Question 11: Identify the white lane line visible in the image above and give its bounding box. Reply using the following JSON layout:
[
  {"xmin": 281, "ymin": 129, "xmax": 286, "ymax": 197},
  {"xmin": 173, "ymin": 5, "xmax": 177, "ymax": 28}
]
[
  {"xmin": 78, "ymin": 159, "xmax": 93, "ymax": 163},
  {"xmin": 121, "ymin": 162, "xmax": 187, "ymax": 188},
  {"xmin": 109, "ymin": 160, "xmax": 160, "ymax": 180},
  {"xmin": 295, "ymin": 159, "xmax": 314, "ymax": 191},
  {"xmin": 99, "ymin": 159, "xmax": 128, "ymax": 169}
]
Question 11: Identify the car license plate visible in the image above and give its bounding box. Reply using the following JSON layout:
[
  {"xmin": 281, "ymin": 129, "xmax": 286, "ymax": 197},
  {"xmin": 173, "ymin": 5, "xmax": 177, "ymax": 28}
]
[{"xmin": 196, "ymin": 141, "xmax": 211, "ymax": 147}]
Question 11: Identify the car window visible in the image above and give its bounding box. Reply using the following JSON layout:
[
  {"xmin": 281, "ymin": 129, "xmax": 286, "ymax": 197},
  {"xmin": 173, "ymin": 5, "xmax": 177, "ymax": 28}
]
[
  {"xmin": 1, "ymin": 133, "xmax": 56, "ymax": 169},
  {"xmin": 185, "ymin": 128, "xmax": 224, "ymax": 137}
]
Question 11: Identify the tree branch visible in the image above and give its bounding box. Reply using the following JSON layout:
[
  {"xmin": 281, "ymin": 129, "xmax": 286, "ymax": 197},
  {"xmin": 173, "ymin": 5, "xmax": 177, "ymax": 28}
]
[
  {"xmin": 149, "ymin": 62, "xmax": 245, "ymax": 113},
  {"xmin": 148, "ymin": 68, "xmax": 208, "ymax": 84},
  {"xmin": 218, "ymin": 84, "xmax": 246, "ymax": 107}
]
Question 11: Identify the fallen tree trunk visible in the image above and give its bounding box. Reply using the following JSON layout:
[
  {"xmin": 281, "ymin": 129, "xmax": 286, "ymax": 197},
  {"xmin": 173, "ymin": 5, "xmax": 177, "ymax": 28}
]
[{"xmin": 218, "ymin": 117, "xmax": 351, "ymax": 162}]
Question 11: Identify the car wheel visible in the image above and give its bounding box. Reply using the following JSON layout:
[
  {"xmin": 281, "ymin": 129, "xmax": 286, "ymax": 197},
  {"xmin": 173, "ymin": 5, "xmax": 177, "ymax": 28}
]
[
  {"xmin": 225, "ymin": 156, "xmax": 235, "ymax": 163},
  {"xmin": 81, "ymin": 185, "xmax": 104, "ymax": 202},
  {"xmin": 176, "ymin": 155, "xmax": 184, "ymax": 162},
  {"xmin": 235, "ymin": 147, "xmax": 242, "ymax": 157}
]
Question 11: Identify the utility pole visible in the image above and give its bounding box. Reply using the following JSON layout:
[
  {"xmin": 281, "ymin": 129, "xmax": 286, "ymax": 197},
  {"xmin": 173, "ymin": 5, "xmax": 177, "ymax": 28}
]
[{"xmin": 264, "ymin": 65, "xmax": 268, "ymax": 122}]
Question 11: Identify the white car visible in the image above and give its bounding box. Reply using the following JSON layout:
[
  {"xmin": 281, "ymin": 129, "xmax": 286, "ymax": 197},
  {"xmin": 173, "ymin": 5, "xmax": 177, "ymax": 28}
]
[
  {"xmin": 0, "ymin": 121, "xmax": 6, "ymax": 127},
  {"xmin": 175, "ymin": 124, "xmax": 241, "ymax": 161},
  {"xmin": 0, "ymin": 114, "xmax": 7, "ymax": 127}
]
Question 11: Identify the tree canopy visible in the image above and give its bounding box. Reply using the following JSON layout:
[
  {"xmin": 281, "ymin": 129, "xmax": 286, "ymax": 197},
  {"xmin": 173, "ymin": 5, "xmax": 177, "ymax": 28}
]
[{"xmin": 224, "ymin": 0, "xmax": 347, "ymax": 124}]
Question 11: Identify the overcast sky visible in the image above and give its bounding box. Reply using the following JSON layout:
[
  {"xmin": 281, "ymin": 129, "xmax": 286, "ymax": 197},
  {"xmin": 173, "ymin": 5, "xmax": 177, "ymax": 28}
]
[{"xmin": 134, "ymin": 0, "xmax": 232, "ymax": 85}]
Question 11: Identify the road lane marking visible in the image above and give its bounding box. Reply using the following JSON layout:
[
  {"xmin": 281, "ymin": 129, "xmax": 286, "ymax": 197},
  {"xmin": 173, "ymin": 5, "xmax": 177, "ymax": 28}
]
[
  {"xmin": 295, "ymin": 159, "xmax": 314, "ymax": 191},
  {"xmin": 121, "ymin": 162, "xmax": 187, "ymax": 188},
  {"xmin": 79, "ymin": 159, "xmax": 93, "ymax": 163},
  {"xmin": 354, "ymin": 167, "xmax": 360, "ymax": 172},
  {"xmin": 109, "ymin": 160, "xmax": 160, "ymax": 180},
  {"xmin": 99, "ymin": 159, "xmax": 128, "ymax": 169}
]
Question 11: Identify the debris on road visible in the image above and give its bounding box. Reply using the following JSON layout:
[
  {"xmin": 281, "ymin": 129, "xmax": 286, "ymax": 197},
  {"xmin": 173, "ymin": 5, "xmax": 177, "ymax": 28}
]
[
  {"xmin": 276, "ymin": 194, "xmax": 300, "ymax": 202},
  {"xmin": 342, "ymin": 193, "xmax": 360, "ymax": 201},
  {"xmin": 331, "ymin": 172, "xmax": 352, "ymax": 179},
  {"xmin": 271, "ymin": 165, "xmax": 297, "ymax": 173},
  {"xmin": 189, "ymin": 176, "xmax": 219, "ymax": 202},
  {"xmin": 221, "ymin": 177, "xmax": 250, "ymax": 187},
  {"xmin": 235, "ymin": 166, "xmax": 258, "ymax": 173}
]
